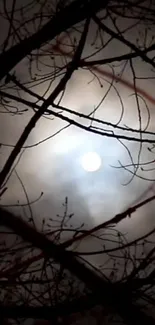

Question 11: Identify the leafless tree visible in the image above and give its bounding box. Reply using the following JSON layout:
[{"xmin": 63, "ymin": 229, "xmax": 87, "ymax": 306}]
[{"xmin": 1, "ymin": 0, "xmax": 155, "ymax": 324}]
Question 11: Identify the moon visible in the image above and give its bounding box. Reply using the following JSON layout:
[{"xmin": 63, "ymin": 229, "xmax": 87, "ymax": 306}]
[{"xmin": 81, "ymin": 152, "xmax": 102, "ymax": 172}]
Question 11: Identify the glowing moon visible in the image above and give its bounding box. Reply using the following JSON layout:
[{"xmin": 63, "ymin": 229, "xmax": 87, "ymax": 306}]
[{"xmin": 81, "ymin": 152, "xmax": 102, "ymax": 172}]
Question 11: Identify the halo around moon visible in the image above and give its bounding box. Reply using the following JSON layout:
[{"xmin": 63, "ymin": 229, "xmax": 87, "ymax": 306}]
[{"xmin": 81, "ymin": 152, "xmax": 102, "ymax": 172}]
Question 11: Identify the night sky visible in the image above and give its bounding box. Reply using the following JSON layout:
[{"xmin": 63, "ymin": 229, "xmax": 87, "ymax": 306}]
[{"xmin": 0, "ymin": 0, "xmax": 155, "ymax": 269}]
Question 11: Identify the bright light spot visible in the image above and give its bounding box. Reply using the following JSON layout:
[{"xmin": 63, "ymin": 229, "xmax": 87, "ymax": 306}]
[{"xmin": 81, "ymin": 152, "xmax": 102, "ymax": 172}]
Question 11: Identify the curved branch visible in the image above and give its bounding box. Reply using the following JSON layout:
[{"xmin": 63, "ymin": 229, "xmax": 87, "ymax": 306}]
[{"xmin": 0, "ymin": 0, "xmax": 108, "ymax": 81}]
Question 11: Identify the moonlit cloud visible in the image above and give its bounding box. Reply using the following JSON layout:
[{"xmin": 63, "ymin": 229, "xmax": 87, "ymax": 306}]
[{"xmin": 1, "ymin": 10, "xmax": 155, "ymax": 240}]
